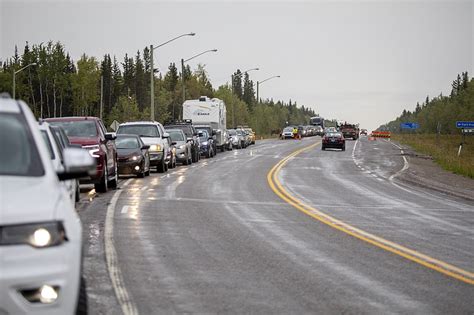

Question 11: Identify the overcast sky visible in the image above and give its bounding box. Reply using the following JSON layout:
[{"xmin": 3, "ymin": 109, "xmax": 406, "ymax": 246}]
[{"xmin": 1, "ymin": 0, "xmax": 473, "ymax": 131}]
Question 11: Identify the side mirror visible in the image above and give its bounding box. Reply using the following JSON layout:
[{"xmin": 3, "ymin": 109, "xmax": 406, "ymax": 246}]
[
  {"xmin": 212, "ymin": 130, "xmax": 217, "ymax": 136},
  {"xmin": 141, "ymin": 145, "xmax": 150, "ymax": 150},
  {"xmin": 171, "ymin": 141, "xmax": 177, "ymax": 146},
  {"xmin": 57, "ymin": 148, "xmax": 96, "ymax": 181},
  {"xmin": 163, "ymin": 132, "xmax": 170, "ymax": 139},
  {"xmin": 208, "ymin": 137, "xmax": 213, "ymax": 141},
  {"xmin": 198, "ymin": 131, "xmax": 203, "ymax": 137},
  {"xmin": 105, "ymin": 132, "xmax": 116, "ymax": 141}
]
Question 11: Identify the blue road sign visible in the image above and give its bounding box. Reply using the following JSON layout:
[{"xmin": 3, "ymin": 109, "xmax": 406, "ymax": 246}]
[
  {"xmin": 456, "ymin": 121, "xmax": 474, "ymax": 128},
  {"xmin": 400, "ymin": 122, "xmax": 420, "ymax": 129}
]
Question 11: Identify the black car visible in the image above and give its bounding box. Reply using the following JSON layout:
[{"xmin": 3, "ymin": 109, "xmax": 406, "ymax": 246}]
[
  {"xmin": 198, "ymin": 129, "xmax": 215, "ymax": 158},
  {"xmin": 322, "ymin": 132, "xmax": 346, "ymax": 151},
  {"xmin": 164, "ymin": 122, "xmax": 201, "ymax": 163},
  {"xmin": 195, "ymin": 125, "xmax": 218, "ymax": 154},
  {"xmin": 116, "ymin": 134, "xmax": 151, "ymax": 177}
]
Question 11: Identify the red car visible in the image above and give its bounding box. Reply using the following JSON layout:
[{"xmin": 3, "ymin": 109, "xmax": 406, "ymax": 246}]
[
  {"xmin": 45, "ymin": 116, "xmax": 118, "ymax": 192},
  {"xmin": 322, "ymin": 132, "xmax": 346, "ymax": 151}
]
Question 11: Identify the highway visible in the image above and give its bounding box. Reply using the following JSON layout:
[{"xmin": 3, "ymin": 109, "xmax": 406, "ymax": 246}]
[{"xmin": 80, "ymin": 137, "xmax": 474, "ymax": 314}]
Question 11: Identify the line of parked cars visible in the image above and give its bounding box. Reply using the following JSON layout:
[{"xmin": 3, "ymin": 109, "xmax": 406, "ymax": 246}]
[
  {"xmin": 280, "ymin": 125, "xmax": 324, "ymax": 139},
  {"xmin": 1, "ymin": 93, "xmax": 259, "ymax": 314}
]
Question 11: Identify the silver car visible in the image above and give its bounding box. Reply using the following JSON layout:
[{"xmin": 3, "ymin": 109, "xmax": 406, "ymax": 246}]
[
  {"xmin": 228, "ymin": 129, "xmax": 245, "ymax": 149},
  {"xmin": 166, "ymin": 129, "xmax": 192, "ymax": 165}
]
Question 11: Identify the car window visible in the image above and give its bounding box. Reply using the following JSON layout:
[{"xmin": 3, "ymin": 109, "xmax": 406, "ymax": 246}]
[
  {"xmin": 40, "ymin": 130, "xmax": 55, "ymax": 159},
  {"xmin": 116, "ymin": 137, "xmax": 140, "ymax": 149},
  {"xmin": 0, "ymin": 113, "xmax": 44, "ymax": 177},
  {"xmin": 228, "ymin": 130, "xmax": 237, "ymax": 135},
  {"xmin": 118, "ymin": 125, "xmax": 160, "ymax": 137},
  {"xmin": 50, "ymin": 120, "xmax": 98, "ymax": 137},
  {"xmin": 168, "ymin": 130, "xmax": 185, "ymax": 142}
]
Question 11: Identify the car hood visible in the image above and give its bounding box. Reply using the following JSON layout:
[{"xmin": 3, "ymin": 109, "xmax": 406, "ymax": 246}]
[
  {"xmin": 117, "ymin": 148, "xmax": 140, "ymax": 157},
  {"xmin": 0, "ymin": 176, "xmax": 60, "ymax": 225},
  {"xmin": 68, "ymin": 136, "xmax": 100, "ymax": 146}
]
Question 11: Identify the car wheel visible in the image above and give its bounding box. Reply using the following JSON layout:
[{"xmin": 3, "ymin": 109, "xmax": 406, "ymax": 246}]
[
  {"xmin": 76, "ymin": 276, "xmax": 88, "ymax": 315},
  {"xmin": 157, "ymin": 156, "xmax": 166, "ymax": 173},
  {"xmin": 94, "ymin": 161, "xmax": 108, "ymax": 193},
  {"xmin": 108, "ymin": 162, "xmax": 118, "ymax": 190}
]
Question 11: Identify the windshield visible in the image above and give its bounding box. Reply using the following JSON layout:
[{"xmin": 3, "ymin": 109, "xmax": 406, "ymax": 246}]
[
  {"xmin": 199, "ymin": 130, "xmax": 209, "ymax": 140},
  {"xmin": 0, "ymin": 114, "xmax": 44, "ymax": 177},
  {"xmin": 116, "ymin": 136, "xmax": 140, "ymax": 149},
  {"xmin": 283, "ymin": 127, "xmax": 293, "ymax": 132},
  {"xmin": 168, "ymin": 130, "xmax": 185, "ymax": 142},
  {"xmin": 166, "ymin": 125, "xmax": 192, "ymax": 136},
  {"xmin": 228, "ymin": 130, "xmax": 237, "ymax": 136},
  {"xmin": 50, "ymin": 120, "xmax": 98, "ymax": 137},
  {"xmin": 118, "ymin": 125, "xmax": 160, "ymax": 137}
]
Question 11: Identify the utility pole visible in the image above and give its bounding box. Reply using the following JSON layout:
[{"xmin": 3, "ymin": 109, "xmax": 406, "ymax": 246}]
[
  {"xmin": 150, "ymin": 44, "xmax": 154, "ymax": 121},
  {"xmin": 100, "ymin": 75, "xmax": 104, "ymax": 119},
  {"xmin": 181, "ymin": 58, "xmax": 185, "ymax": 118}
]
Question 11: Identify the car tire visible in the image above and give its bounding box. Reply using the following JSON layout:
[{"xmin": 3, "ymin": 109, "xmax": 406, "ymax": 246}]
[
  {"xmin": 76, "ymin": 276, "xmax": 88, "ymax": 315},
  {"xmin": 157, "ymin": 156, "xmax": 166, "ymax": 173},
  {"xmin": 94, "ymin": 162, "xmax": 108, "ymax": 193},
  {"xmin": 108, "ymin": 162, "xmax": 118, "ymax": 190}
]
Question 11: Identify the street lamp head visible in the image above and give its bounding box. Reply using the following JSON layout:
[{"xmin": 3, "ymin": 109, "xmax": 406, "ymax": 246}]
[
  {"xmin": 212, "ymin": 49, "xmax": 218, "ymax": 52},
  {"xmin": 189, "ymin": 32, "xmax": 196, "ymax": 36}
]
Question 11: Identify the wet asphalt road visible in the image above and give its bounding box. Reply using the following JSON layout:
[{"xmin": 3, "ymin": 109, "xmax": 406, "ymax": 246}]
[{"xmin": 79, "ymin": 137, "xmax": 474, "ymax": 314}]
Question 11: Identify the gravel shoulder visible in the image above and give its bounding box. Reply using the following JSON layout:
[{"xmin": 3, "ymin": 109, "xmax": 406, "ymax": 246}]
[{"xmin": 392, "ymin": 142, "xmax": 474, "ymax": 201}]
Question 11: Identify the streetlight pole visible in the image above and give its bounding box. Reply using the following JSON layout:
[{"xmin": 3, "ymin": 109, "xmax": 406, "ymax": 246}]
[
  {"xmin": 256, "ymin": 75, "xmax": 280, "ymax": 104},
  {"xmin": 180, "ymin": 49, "xmax": 218, "ymax": 117},
  {"xmin": 13, "ymin": 62, "xmax": 37, "ymax": 99},
  {"xmin": 231, "ymin": 67, "xmax": 259, "ymax": 127},
  {"xmin": 150, "ymin": 32, "xmax": 195, "ymax": 121}
]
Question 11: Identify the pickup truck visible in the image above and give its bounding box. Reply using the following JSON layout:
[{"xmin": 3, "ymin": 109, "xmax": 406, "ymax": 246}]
[{"xmin": 340, "ymin": 123, "xmax": 359, "ymax": 140}]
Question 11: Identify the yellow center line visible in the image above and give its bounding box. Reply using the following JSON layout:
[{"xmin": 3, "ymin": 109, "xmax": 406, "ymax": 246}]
[{"xmin": 267, "ymin": 140, "xmax": 474, "ymax": 285}]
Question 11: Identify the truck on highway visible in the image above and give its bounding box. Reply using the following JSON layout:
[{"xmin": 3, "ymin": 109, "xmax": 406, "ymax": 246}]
[
  {"xmin": 183, "ymin": 96, "xmax": 227, "ymax": 152},
  {"xmin": 339, "ymin": 122, "xmax": 359, "ymax": 140},
  {"xmin": 310, "ymin": 116, "xmax": 325, "ymax": 135}
]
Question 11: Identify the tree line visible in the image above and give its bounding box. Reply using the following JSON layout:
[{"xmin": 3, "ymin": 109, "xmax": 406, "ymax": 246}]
[
  {"xmin": 0, "ymin": 41, "xmax": 317, "ymax": 135},
  {"xmin": 382, "ymin": 72, "xmax": 474, "ymax": 134}
]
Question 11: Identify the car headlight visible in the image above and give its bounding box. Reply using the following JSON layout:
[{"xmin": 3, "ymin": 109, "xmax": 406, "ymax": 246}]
[
  {"xmin": 128, "ymin": 155, "xmax": 140, "ymax": 161},
  {"xmin": 149, "ymin": 144, "xmax": 161, "ymax": 152},
  {"xmin": 83, "ymin": 144, "xmax": 100, "ymax": 158},
  {"xmin": 0, "ymin": 222, "xmax": 67, "ymax": 248},
  {"xmin": 201, "ymin": 141, "xmax": 208, "ymax": 146}
]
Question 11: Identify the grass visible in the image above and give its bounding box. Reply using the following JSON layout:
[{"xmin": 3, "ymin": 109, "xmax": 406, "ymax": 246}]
[{"xmin": 392, "ymin": 134, "xmax": 474, "ymax": 179}]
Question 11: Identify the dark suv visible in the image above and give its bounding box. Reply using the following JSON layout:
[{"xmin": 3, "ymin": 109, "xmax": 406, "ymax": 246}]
[
  {"xmin": 45, "ymin": 116, "xmax": 118, "ymax": 192},
  {"xmin": 164, "ymin": 122, "xmax": 201, "ymax": 163}
]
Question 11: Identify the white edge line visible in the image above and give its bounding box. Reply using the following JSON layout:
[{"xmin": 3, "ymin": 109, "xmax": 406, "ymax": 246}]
[
  {"xmin": 104, "ymin": 179, "xmax": 138, "ymax": 315},
  {"xmin": 388, "ymin": 140, "xmax": 409, "ymax": 182}
]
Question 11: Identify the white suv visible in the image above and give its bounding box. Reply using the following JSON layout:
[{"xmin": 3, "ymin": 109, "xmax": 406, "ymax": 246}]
[
  {"xmin": 0, "ymin": 96, "xmax": 94, "ymax": 314},
  {"xmin": 116, "ymin": 121, "xmax": 171, "ymax": 173}
]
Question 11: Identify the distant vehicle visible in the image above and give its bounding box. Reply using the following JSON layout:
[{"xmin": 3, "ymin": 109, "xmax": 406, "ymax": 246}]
[
  {"xmin": 38, "ymin": 122, "xmax": 79, "ymax": 206},
  {"xmin": 314, "ymin": 125, "xmax": 324, "ymax": 136},
  {"xmin": 324, "ymin": 127, "xmax": 338, "ymax": 134},
  {"xmin": 310, "ymin": 116, "xmax": 325, "ymax": 129},
  {"xmin": 243, "ymin": 127, "xmax": 256, "ymax": 144},
  {"xmin": 322, "ymin": 132, "xmax": 346, "ymax": 151},
  {"xmin": 115, "ymin": 134, "xmax": 151, "ymax": 178},
  {"xmin": 183, "ymin": 96, "xmax": 226, "ymax": 151},
  {"xmin": 164, "ymin": 121, "xmax": 201, "ymax": 163},
  {"xmin": 116, "ymin": 121, "xmax": 170, "ymax": 173},
  {"xmin": 222, "ymin": 129, "xmax": 233, "ymax": 151},
  {"xmin": 340, "ymin": 122, "xmax": 359, "ymax": 140},
  {"xmin": 228, "ymin": 128, "xmax": 244, "ymax": 149},
  {"xmin": 0, "ymin": 98, "xmax": 94, "ymax": 314},
  {"xmin": 198, "ymin": 129, "xmax": 215, "ymax": 158},
  {"xmin": 167, "ymin": 129, "xmax": 193, "ymax": 165},
  {"xmin": 195, "ymin": 125, "xmax": 218, "ymax": 154},
  {"xmin": 46, "ymin": 116, "xmax": 118, "ymax": 193},
  {"xmin": 281, "ymin": 126, "xmax": 294, "ymax": 139},
  {"xmin": 360, "ymin": 129, "xmax": 368, "ymax": 136}
]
